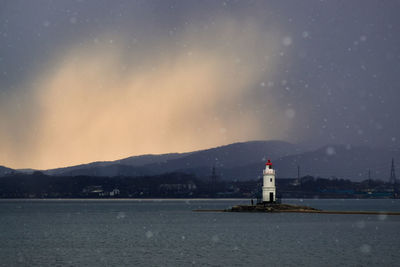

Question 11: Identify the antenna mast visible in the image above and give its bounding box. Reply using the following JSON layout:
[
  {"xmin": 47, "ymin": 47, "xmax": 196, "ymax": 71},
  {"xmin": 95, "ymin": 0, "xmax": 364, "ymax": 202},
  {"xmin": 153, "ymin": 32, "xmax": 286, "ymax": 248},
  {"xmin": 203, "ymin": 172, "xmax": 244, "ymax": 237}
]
[{"xmin": 390, "ymin": 158, "xmax": 397, "ymax": 184}]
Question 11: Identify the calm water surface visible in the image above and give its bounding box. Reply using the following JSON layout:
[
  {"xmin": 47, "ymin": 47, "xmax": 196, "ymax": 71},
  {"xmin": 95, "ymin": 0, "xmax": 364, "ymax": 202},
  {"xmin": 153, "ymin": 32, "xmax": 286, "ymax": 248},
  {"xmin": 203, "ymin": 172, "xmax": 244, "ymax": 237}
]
[{"xmin": 1, "ymin": 199, "xmax": 399, "ymax": 266}]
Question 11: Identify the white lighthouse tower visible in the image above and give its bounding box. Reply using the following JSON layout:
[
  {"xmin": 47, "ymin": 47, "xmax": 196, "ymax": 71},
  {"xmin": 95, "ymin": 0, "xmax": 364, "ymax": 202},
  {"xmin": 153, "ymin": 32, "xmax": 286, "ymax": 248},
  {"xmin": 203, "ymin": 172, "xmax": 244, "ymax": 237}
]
[{"xmin": 262, "ymin": 159, "xmax": 276, "ymax": 203}]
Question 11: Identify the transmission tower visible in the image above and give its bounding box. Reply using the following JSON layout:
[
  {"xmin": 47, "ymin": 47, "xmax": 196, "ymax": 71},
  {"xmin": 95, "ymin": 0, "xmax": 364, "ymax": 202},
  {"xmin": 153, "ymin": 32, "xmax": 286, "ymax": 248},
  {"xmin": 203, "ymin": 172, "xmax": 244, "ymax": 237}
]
[
  {"xmin": 295, "ymin": 165, "xmax": 301, "ymax": 186},
  {"xmin": 368, "ymin": 168, "xmax": 372, "ymax": 187},
  {"xmin": 297, "ymin": 165, "xmax": 300, "ymax": 181},
  {"xmin": 210, "ymin": 165, "xmax": 218, "ymax": 196},
  {"xmin": 389, "ymin": 158, "xmax": 397, "ymax": 184}
]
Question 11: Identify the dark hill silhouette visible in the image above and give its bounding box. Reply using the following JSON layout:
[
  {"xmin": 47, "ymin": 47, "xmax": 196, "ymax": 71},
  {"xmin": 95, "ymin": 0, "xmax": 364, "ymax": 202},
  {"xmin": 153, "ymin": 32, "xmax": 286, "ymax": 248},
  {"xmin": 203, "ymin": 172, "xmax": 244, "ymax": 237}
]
[
  {"xmin": 0, "ymin": 166, "xmax": 14, "ymax": 176},
  {"xmin": 3, "ymin": 141, "xmax": 398, "ymax": 182},
  {"xmin": 229, "ymin": 144, "xmax": 400, "ymax": 181},
  {"xmin": 48, "ymin": 140, "xmax": 301, "ymax": 178},
  {"xmin": 44, "ymin": 153, "xmax": 188, "ymax": 176},
  {"xmin": 272, "ymin": 144, "xmax": 400, "ymax": 181}
]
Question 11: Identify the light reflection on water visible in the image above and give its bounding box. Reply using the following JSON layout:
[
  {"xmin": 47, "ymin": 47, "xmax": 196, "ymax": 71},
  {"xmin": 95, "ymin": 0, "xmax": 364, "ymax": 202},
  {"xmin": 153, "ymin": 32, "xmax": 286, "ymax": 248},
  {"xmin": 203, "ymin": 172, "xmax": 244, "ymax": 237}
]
[{"xmin": 0, "ymin": 199, "xmax": 399, "ymax": 266}]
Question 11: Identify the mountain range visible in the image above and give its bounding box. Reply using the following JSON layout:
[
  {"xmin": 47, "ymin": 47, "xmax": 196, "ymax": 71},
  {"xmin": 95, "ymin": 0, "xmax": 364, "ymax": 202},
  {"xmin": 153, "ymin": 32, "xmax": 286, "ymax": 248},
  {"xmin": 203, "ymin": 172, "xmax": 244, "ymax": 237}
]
[
  {"xmin": 0, "ymin": 166, "xmax": 14, "ymax": 177},
  {"xmin": 2, "ymin": 140, "xmax": 399, "ymax": 181}
]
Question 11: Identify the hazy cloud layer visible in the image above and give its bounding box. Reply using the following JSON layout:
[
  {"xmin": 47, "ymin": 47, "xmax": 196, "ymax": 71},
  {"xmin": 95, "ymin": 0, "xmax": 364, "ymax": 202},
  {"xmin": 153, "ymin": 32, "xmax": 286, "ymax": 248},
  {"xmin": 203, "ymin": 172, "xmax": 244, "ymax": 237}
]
[
  {"xmin": 1, "ymin": 17, "xmax": 290, "ymax": 168},
  {"xmin": 0, "ymin": 0, "xmax": 399, "ymax": 168}
]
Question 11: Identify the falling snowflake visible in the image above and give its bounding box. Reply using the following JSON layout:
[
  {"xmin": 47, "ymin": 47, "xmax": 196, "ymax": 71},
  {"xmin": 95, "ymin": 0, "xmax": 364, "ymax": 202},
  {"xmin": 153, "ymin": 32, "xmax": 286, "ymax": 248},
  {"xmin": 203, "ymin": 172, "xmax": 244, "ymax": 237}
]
[
  {"xmin": 285, "ymin": 109, "xmax": 295, "ymax": 119},
  {"xmin": 211, "ymin": 235, "xmax": 219, "ymax": 243},
  {"xmin": 145, "ymin": 230, "xmax": 153, "ymax": 238},
  {"xmin": 282, "ymin": 36, "xmax": 292, "ymax": 46},
  {"xmin": 325, "ymin": 146, "xmax": 336, "ymax": 156},
  {"xmin": 70, "ymin": 17, "xmax": 77, "ymax": 24},
  {"xmin": 359, "ymin": 244, "xmax": 371, "ymax": 254}
]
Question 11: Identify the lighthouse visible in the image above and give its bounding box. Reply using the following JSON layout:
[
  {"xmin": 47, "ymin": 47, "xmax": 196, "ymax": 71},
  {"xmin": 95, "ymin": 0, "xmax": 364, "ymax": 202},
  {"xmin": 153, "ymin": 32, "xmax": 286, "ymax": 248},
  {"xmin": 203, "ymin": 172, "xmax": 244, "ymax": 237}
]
[{"xmin": 262, "ymin": 159, "xmax": 276, "ymax": 203}]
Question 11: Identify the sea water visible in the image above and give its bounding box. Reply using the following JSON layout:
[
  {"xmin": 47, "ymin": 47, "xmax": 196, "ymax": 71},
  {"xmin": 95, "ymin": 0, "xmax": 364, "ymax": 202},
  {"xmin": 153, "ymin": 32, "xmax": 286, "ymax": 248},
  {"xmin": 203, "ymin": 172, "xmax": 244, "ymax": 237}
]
[{"xmin": 0, "ymin": 199, "xmax": 399, "ymax": 266}]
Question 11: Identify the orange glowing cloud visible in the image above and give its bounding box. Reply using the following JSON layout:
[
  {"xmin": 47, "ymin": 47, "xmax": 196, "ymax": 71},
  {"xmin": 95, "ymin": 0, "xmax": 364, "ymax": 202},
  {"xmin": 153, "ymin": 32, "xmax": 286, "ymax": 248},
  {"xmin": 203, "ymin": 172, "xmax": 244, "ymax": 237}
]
[{"xmin": 0, "ymin": 19, "xmax": 290, "ymax": 169}]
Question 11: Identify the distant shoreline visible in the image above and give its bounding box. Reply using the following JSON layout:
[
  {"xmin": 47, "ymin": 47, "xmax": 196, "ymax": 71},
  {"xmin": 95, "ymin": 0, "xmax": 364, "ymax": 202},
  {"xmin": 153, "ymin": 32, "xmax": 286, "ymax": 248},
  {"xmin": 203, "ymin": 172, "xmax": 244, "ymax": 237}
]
[
  {"xmin": 0, "ymin": 198, "xmax": 251, "ymax": 201},
  {"xmin": 0, "ymin": 197, "xmax": 398, "ymax": 201}
]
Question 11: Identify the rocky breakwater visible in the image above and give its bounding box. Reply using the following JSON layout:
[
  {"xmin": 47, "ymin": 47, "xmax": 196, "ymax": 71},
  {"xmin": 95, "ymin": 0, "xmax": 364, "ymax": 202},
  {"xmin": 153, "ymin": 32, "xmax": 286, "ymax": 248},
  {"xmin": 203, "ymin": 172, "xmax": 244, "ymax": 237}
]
[{"xmin": 226, "ymin": 203, "xmax": 321, "ymax": 213}]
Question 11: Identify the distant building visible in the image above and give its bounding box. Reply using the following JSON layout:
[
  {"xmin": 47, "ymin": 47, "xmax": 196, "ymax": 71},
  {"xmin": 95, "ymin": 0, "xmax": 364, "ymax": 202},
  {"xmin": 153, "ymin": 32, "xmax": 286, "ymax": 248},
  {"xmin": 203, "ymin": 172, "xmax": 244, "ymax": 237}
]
[
  {"xmin": 83, "ymin": 185, "xmax": 103, "ymax": 195},
  {"xmin": 110, "ymin": 188, "xmax": 120, "ymax": 196},
  {"xmin": 159, "ymin": 182, "xmax": 197, "ymax": 192}
]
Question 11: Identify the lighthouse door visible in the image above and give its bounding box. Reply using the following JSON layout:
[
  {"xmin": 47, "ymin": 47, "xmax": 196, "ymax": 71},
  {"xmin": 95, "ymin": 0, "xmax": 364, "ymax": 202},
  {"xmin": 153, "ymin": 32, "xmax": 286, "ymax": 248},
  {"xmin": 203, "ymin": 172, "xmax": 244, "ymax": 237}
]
[{"xmin": 269, "ymin": 192, "xmax": 274, "ymax": 202}]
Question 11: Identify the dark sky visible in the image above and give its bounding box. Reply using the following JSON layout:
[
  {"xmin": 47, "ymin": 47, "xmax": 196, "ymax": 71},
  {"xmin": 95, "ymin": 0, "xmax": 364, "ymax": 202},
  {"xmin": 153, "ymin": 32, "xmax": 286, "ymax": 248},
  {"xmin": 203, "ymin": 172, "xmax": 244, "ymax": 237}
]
[{"xmin": 1, "ymin": 0, "xmax": 399, "ymax": 169}]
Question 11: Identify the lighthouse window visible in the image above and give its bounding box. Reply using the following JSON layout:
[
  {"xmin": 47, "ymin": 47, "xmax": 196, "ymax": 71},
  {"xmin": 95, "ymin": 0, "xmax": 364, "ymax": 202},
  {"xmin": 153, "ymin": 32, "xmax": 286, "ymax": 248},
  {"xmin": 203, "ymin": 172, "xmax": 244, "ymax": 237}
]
[{"xmin": 270, "ymin": 178, "xmax": 272, "ymax": 182}]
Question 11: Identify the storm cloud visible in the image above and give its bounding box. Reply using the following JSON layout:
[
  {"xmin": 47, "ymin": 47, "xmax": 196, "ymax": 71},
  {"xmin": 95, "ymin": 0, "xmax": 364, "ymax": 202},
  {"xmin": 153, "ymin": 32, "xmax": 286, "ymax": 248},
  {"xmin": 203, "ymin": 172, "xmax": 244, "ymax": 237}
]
[{"xmin": 0, "ymin": 0, "xmax": 399, "ymax": 169}]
